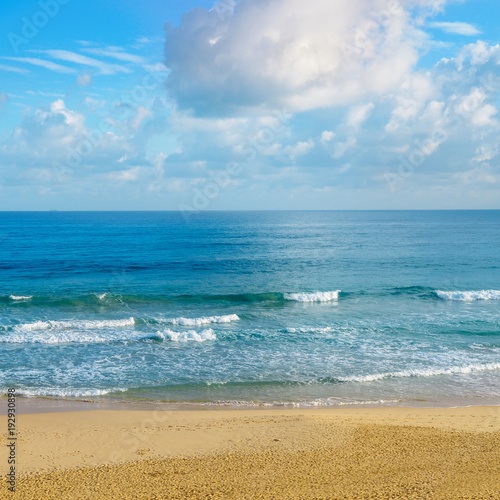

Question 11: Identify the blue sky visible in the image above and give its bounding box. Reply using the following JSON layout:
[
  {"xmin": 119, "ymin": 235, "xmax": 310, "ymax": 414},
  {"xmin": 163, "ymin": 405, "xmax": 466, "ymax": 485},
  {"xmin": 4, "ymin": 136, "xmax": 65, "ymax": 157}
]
[{"xmin": 1, "ymin": 0, "xmax": 499, "ymax": 210}]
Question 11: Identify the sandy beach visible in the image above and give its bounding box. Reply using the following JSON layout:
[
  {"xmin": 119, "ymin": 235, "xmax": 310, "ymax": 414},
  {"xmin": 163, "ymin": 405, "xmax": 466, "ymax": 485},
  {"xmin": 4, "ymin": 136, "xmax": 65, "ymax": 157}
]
[{"xmin": 1, "ymin": 403, "xmax": 499, "ymax": 499}]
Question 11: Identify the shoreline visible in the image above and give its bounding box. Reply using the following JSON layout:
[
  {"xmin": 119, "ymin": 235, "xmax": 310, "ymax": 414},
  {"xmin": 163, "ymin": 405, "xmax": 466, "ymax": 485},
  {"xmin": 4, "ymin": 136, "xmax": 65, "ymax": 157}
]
[
  {"xmin": 1, "ymin": 405, "xmax": 499, "ymax": 498},
  {"xmin": 3, "ymin": 392, "xmax": 500, "ymax": 415}
]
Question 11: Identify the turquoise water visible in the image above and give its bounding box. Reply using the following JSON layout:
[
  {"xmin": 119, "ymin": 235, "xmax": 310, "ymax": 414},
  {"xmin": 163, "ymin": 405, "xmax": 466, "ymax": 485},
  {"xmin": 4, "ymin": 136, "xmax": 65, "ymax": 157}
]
[{"xmin": 0, "ymin": 211, "xmax": 499, "ymax": 406}]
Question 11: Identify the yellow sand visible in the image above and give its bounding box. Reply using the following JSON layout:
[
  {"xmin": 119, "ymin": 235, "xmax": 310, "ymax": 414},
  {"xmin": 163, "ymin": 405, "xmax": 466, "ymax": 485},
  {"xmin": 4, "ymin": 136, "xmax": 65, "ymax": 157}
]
[{"xmin": 1, "ymin": 405, "xmax": 499, "ymax": 499}]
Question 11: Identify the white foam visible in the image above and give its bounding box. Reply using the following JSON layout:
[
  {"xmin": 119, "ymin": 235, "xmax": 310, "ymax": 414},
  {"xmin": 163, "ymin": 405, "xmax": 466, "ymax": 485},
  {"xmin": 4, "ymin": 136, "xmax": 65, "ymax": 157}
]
[
  {"xmin": 168, "ymin": 314, "xmax": 239, "ymax": 326},
  {"xmin": 95, "ymin": 293, "xmax": 107, "ymax": 300},
  {"xmin": 284, "ymin": 290, "xmax": 341, "ymax": 302},
  {"xmin": 285, "ymin": 326, "xmax": 334, "ymax": 334},
  {"xmin": 1, "ymin": 329, "xmax": 153, "ymax": 344},
  {"xmin": 14, "ymin": 387, "xmax": 127, "ymax": 398},
  {"xmin": 12, "ymin": 317, "xmax": 135, "ymax": 332},
  {"xmin": 340, "ymin": 362, "xmax": 500, "ymax": 383},
  {"xmin": 9, "ymin": 295, "xmax": 33, "ymax": 301},
  {"xmin": 157, "ymin": 328, "xmax": 217, "ymax": 342},
  {"xmin": 201, "ymin": 398, "xmax": 402, "ymax": 408},
  {"xmin": 436, "ymin": 290, "xmax": 500, "ymax": 301}
]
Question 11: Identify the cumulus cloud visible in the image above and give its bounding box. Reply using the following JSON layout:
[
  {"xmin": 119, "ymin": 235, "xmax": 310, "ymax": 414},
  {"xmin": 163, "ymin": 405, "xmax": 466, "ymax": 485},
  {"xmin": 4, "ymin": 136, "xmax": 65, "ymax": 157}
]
[
  {"xmin": 1, "ymin": 99, "xmax": 94, "ymax": 174},
  {"xmin": 0, "ymin": 95, "xmax": 171, "ymax": 193},
  {"xmin": 161, "ymin": 36, "xmax": 500, "ymax": 208},
  {"xmin": 264, "ymin": 139, "xmax": 315, "ymax": 160},
  {"xmin": 456, "ymin": 40, "xmax": 500, "ymax": 69},
  {"xmin": 320, "ymin": 131, "xmax": 335, "ymax": 142},
  {"xmin": 2, "ymin": 0, "xmax": 500, "ymax": 209},
  {"xmin": 164, "ymin": 0, "xmax": 438, "ymax": 116}
]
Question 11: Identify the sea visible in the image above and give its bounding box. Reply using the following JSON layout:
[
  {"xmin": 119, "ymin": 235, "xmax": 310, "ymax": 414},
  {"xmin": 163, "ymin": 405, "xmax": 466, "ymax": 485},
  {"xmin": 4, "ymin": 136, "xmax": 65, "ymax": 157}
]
[{"xmin": 0, "ymin": 211, "xmax": 499, "ymax": 408}]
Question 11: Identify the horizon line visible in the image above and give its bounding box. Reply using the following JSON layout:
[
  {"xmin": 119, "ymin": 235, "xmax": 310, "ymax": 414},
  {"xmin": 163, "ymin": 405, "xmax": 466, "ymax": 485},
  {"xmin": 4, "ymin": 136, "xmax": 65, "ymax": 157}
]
[{"xmin": 1, "ymin": 209, "xmax": 500, "ymax": 213}]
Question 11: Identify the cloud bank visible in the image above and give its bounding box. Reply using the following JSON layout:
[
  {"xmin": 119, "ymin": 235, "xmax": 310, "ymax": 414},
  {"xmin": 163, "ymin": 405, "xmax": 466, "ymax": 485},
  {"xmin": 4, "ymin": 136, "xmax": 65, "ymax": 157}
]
[{"xmin": 1, "ymin": 0, "xmax": 499, "ymax": 209}]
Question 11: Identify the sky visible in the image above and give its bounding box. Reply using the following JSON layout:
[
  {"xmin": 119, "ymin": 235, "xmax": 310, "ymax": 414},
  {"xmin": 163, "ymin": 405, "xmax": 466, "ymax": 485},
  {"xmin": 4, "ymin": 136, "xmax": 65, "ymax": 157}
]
[{"xmin": 0, "ymin": 0, "xmax": 500, "ymax": 210}]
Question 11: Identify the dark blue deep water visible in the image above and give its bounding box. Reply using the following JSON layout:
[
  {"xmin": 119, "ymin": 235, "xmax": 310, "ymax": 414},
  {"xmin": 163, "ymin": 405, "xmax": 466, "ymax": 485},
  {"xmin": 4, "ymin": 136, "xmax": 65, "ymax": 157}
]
[{"xmin": 0, "ymin": 211, "xmax": 499, "ymax": 406}]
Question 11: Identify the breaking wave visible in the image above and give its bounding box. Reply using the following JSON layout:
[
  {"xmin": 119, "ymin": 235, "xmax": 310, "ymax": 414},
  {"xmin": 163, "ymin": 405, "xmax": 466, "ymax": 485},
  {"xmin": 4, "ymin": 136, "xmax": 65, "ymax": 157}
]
[
  {"xmin": 284, "ymin": 291, "xmax": 341, "ymax": 302},
  {"xmin": 9, "ymin": 295, "xmax": 33, "ymax": 301},
  {"xmin": 12, "ymin": 387, "xmax": 128, "ymax": 398},
  {"xmin": 435, "ymin": 290, "xmax": 500, "ymax": 301},
  {"xmin": 166, "ymin": 314, "xmax": 239, "ymax": 326},
  {"xmin": 156, "ymin": 328, "xmax": 217, "ymax": 342},
  {"xmin": 10, "ymin": 318, "xmax": 136, "ymax": 333},
  {"xmin": 339, "ymin": 363, "xmax": 500, "ymax": 383}
]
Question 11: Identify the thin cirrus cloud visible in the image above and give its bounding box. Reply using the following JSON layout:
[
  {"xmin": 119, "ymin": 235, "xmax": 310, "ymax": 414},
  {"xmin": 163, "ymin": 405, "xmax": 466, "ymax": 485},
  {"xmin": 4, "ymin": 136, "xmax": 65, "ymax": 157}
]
[
  {"xmin": 0, "ymin": 57, "xmax": 75, "ymax": 74},
  {"xmin": 81, "ymin": 47, "xmax": 148, "ymax": 65},
  {"xmin": 42, "ymin": 50, "xmax": 132, "ymax": 75},
  {"xmin": 0, "ymin": 63, "xmax": 31, "ymax": 75},
  {"xmin": 429, "ymin": 21, "xmax": 482, "ymax": 36}
]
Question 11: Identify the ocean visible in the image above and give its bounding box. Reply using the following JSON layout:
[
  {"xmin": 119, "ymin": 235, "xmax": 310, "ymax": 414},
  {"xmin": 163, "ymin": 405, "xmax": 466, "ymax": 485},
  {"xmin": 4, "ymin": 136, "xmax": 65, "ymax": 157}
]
[{"xmin": 1, "ymin": 210, "xmax": 499, "ymax": 407}]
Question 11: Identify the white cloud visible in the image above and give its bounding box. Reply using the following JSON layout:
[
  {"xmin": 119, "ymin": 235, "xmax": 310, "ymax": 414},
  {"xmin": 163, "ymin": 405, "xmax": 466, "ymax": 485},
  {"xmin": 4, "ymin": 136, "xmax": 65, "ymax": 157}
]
[
  {"xmin": 454, "ymin": 88, "xmax": 487, "ymax": 116},
  {"xmin": 26, "ymin": 91, "xmax": 65, "ymax": 98},
  {"xmin": 429, "ymin": 21, "xmax": 482, "ymax": 36},
  {"xmin": 131, "ymin": 106, "xmax": 153, "ymax": 130},
  {"xmin": 155, "ymin": 37, "xmax": 500, "ymax": 208},
  {"xmin": 43, "ymin": 50, "xmax": 131, "ymax": 75},
  {"xmin": 473, "ymin": 144, "xmax": 498, "ymax": 164},
  {"xmin": 262, "ymin": 140, "xmax": 314, "ymax": 160},
  {"xmin": 3, "ymin": 2, "xmax": 500, "ymax": 209},
  {"xmin": 83, "ymin": 97, "xmax": 105, "ymax": 111},
  {"xmin": 164, "ymin": 0, "xmax": 435, "ymax": 115},
  {"xmin": 110, "ymin": 168, "xmax": 141, "ymax": 182},
  {"xmin": 452, "ymin": 166, "xmax": 497, "ymax": 185},
  {"xmin": 346, "ymin": 103, "xmax": 374, "ymax": 127},
  {"xmin": 135, "ymin": 36, "xmax": 162, "ymax": 46},
  {"xmin": 386, "ymin": 98, "xmax": 422, "ymax": 131},
  {"xmin": 0, "ymin": 64, "xmax": 30, "ymax": 74},
  {"xmin": 170, "ymin": 108, "xmax": 248, "ymax": 135},
  {"xmin": 76, "ymin": 74, "xmax": 92, "ymax": 87},
  {"xmin": 284, "ymin": 140, "xmax": 315, "ymax": 160},
  {"xmin": 321, "ymin": 131, "xmax": 335, "ymax": 142},
  {"xmin": 143, "ymin": 63, "xmax": 168, "ymax": 73},
  {"xmin": 0, "ymin": 97, "xmax": 169, "ymax": 190},
  {"xmin": 82, "ymin": 47, "xmax": 147, "ymax": 65},
  {"xmin": 1, "ymin": 57, "xmax": 74, "ymax": 74},
  {"xmin": 456, "ymin": 41, "xmax": 500, "ymax": 69},
  {"xmin": 472, "ymin": 104, "xmax": 497, "ymax": 127},
  {"xmin": 0, "ymin": 93, "xmax": 7, "ymax": 112},
  {"xmin": 136, "ymin": 37, "xmax": 154, "ymax": 45},
  {"xmin": 333, "ymin": 137, "xmax": 356, "ymax": 159},
  {"xmin": 1, "ymin": 100, "xmax": 86, "ymax": 173}
]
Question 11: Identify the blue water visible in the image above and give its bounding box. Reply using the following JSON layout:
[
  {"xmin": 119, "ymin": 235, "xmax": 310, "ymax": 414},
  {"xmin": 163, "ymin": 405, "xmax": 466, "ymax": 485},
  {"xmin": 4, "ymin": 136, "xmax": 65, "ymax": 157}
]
[{"xmin": 0, "ymin": 211, "xmax": 499, "ymax": 407}]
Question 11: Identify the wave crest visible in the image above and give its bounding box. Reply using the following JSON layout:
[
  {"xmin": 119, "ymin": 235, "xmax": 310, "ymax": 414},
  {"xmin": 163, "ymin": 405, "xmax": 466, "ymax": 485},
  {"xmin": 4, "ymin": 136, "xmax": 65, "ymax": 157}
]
[
  {"xmin": 11, "ymin": 317, "xmax": 136, "ymax": 333},
  {"xmin": 435, "ymin": 290, "xmax": 500, "ymax": 301},
  {"xmin": 284, "ymin": 290, "xmax": 340, "ymax": 302},
  {"xmin": 168, "ymin": 314, "xmax": 239, "ymax": 326},
  {"xmin": 12, "ymin": 387, "xmax": 127, "ymax": 397},
  {"xmin": 156, "ymin": 328, "xmax": 216, "ymax": 342},
  {"xmin": 339, "ymin": 363, "xmax": 500, "ymax": 383}
]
